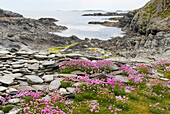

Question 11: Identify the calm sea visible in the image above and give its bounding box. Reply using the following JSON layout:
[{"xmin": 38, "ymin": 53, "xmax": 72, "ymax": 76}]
[{"xmin": 18, "ymin": 10, "xmax": 125, "ymax": 40}]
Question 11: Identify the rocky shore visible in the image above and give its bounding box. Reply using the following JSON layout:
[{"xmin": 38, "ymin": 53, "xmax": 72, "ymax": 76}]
[
  {"xmin": 0, "ymin": 0, "xmax": 169, "ymax": 113},
  {"xmin": 82, "ymin": 12, "xmax": 126, "ymax": 16}
]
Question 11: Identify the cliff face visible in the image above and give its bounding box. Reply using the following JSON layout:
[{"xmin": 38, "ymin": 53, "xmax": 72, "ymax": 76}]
[{"xmin": 122, "ymin": 0, "xmax": 170, "ymax": 35}]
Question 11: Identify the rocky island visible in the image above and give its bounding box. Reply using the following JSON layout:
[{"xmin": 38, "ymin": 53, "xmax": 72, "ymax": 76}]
[{"xmin": 0, "ymin": 0, "xmax": 169, "ymax": 114}]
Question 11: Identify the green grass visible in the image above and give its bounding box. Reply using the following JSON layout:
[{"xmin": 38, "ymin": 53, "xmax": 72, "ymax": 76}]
[
  {"xmin": 2, "ymin": 105, "xmax": 14, "ymax": 113},
  {"xmin": 60, "ymin": 81, "xmax": 73, "ymax": 88}
]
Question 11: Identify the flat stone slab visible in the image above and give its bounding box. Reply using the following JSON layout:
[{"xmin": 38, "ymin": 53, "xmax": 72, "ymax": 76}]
[
  {"xmin": 71, "ymin": 71, "xmax": 85, "ymax": 76},
  {"xmin": 8, "ymin": 98, "xmax": 20, "ymax": 104},
  {"xmin": 115, "ymin": 75, "xmax": 129, "ymax": 83},
  {"xmin": 42, "ymin": 61, "xmax": 55, "ymax": 66},
  {"xmin": 34, "ymin": 55, "xmax": 48, "ymax": 59},
  {"xmin": 0, "ymin": 86, "xmax": 8, "ymax": 92},
  {"xmin": 32, "ymin": 85, "xmax": 49, "ymax": 91},
  {"xmin": 12, "ymin": 64, "xmax": 24, "ymax": 69},
  {"xmin": 49, "ymin": 80, "xmax": 61, "ymax": 90},
  {"xmin": 58, "ymin": 74, "xmax": 78, "ymax": 78},
  {"xmin": 6, "ymin": 88, "xmax": 18, "ymax": 95},
  {"xmin": 89, "ymin": 73, "xmax": 107, "ymax": 79},
  {"xmin": 42, "ymin": 75, "xmax": 54, "ymax": 82},
  {"xmin": 17, "ymin": 86, "xmax": 35, "ymax": 91},
  {"xmin": 25, "ymin": 75, "xmax": 44, "ymax": 84},
  {"xmin": 28, "ymin": 63, "xmax": 39, "ymax": 70},
  {"xmin": 0, "ymin": 76, "xmax": 14, "ymax": 85}
]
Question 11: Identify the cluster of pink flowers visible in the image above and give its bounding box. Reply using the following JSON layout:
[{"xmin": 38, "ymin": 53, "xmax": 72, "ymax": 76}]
[
  {"xmin": 88, "ymin": 102, "xmax": 100, "ymax": 112},
  {"xmin": 115, "ymin": 96, "xmax": 128, "ymax": 103},
  {"xmin": 136, "ymin": 64, "xmax": 152, "ymax": 74},
  {"xmin": 105, "ymin": 104, "xmax": 122, "ymax": 114},
  {"xmin": 150, "ymin": 103, "xmax": 165, "ymax": 111},
  {"xmin": 153, "ymin": 59, "xmax": 170, "ymax": 72},
  {"xmin": 59, "ymin": 59, "xmax": 114, "ymax": 74},
  {"xmin": 120, "ymin": 65, "xmax": 137, "ymax": 75}
]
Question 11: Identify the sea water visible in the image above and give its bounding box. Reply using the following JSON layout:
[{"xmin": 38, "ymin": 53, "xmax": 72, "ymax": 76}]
[{"xmin": 18, "ymin": 10, "xmax": 125, "ymax": 40}]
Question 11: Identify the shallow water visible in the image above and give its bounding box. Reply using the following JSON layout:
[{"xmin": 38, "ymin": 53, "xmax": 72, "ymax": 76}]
[{"xmin": 18, "ymin": 10, "xmax": 125, "ymax": 40}]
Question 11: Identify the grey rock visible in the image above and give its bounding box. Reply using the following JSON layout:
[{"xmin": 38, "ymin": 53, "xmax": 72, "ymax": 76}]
[
  {"xmin": 0, "ymin": 76, "xmax": 14, "ymax": 85},
  {"xmin": 18, "ymin": 81, "xmax": 28, "ymax": 86},
  {"xmin": 0, "ymin": 110, "xmax": 4, "ymax": 114},
  {"xmin": 12, "ymin": 64, "xmax": 24, "ymax": 69},
  {"xmin": 17, "ymin": 86, "xmax": 35, "ymax": 91},
  {"xmin": 28, "ymin": 63, "xmax": 39, "ymax": 70},
  {"xmin": 59, "ymin": 88, "xmax": 68, "ymax": 94},
  {"xmin": 0, "ymin": 86, "xmax": 7, "ymax": 92},
  {"xmin": 124, "ymin": 89, "xmax": 131, "ymax": 93},
  {"xmin": 115, "ymin": 75, "xmax": 129, "ymax": 83},
  {"xmin": 7, "ymin": 88, "xmax": 18, "ymax": 95},
  {"xmin": 89, "ymin": 73, "xmax": 107, "ymax": 79},
  {"xmin": 42, "ymin": 75, "xmax": 54, "ymax": 82},
  {"xmin": 58, "ymin": 74, "xmax": 78, "ymax": 78},
  {"xmin": 8, "ymin": 98, "xmax": 20, "ymax": 104},
  {"xmin": 49, "ymin": 80, "xmax": 61, "ymax": 90},
  {"xmin": 6, "ymin": 108, "xmax": 21, "ymax": 114},
  {"xmin": 27, "ymin": 59, "xmax": 38, "ymax": 64},
  {"xmin": 42, "ymin": 61, "xmax": 55, "ymax": 66},
  {"xmin": 25, "ymin": 75, "xmax": 44, "ymax": 84},
  {"xmin": 34, "ymin": 55, "xmax": 48, "ymax": 59},
  {"xmin": 66, "ymin": 87, "xmax": 75, "ymax": 93},
  {"xmin": 0, "ymin": 50, "xmax": 10, "ymax": 54},
  {"xmin": 43, "ymin": 95, "xmax": 51, "ymax": 101},
  {"xmin": 160, "ymin": 78, "xmax": 169, "ymax": 81},
  {"xmin": 32, "ymin": 85, "xmax": 49, "ymax": 91},
  {"xmin": 71, "ymin": 71, "xmax": 85, "ymax": 76}
]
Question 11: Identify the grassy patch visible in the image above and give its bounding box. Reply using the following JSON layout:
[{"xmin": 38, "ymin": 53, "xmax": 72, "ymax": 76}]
[
  {"xmin": 2, "ymin": 105, "xmax": 14, "ymax": 113},
  {"xmin": 60, "ymin": 81, "xmax": 73, "ymax": 88}
]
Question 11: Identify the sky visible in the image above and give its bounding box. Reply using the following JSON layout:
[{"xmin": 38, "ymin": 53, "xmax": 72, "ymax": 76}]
[{"xmin": 0, "ymin": 0, "xmax": 150, "ymax": 11}]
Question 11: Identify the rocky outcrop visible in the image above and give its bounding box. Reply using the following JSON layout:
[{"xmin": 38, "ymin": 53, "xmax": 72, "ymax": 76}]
[
  {"xmin": 82, "ymin": 12, "xmax": 126, "ymax": 16},
  {"xmin": 0, "ymin": 9, "xmax": 81, "ymax": 50},
  {"xmin": 121, "ymin": 0, "xmax": 170, "ymax": 35},
  {"xmin": 88, "ymin": 21, "xmax": 120, "ymax": 27},
  {"xmin": 0, "ymin": 9, "xmax": 23, "ymax": 17},
  {"xmin": 38, "ymin": 18, "xmax": 58, "ymax": 22}
]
